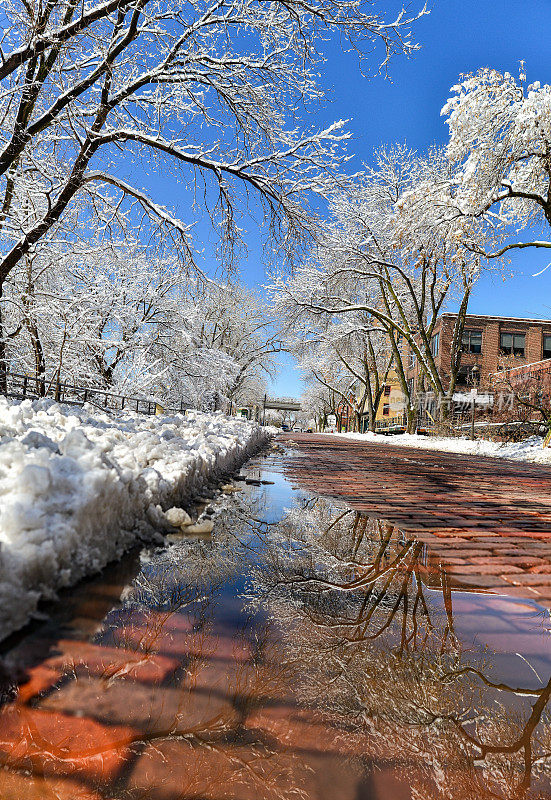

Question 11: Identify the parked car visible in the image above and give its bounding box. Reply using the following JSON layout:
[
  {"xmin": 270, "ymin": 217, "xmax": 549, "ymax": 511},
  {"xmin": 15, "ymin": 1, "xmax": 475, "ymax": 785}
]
[
  {"xmin": 292, "ymin": 425, "xmax": 302, "ymax": 432},
  {"xmin": 281, "ymin": 424, "xmax": 291, "ymax": 432}
]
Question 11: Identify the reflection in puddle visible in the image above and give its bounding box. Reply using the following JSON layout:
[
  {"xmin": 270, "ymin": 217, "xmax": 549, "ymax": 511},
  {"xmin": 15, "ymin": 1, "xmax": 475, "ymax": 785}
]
[
  {"xmin": 249, "ymin": 498, "xmax": 551, "ymax": 799},
  {"xmin": 0, "ymin": 448, "xmax": 551, "ymax": 799}
]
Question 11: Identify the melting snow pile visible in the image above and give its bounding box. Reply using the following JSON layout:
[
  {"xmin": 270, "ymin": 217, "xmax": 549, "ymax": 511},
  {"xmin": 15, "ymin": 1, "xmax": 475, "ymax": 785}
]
[{"xmin": 0, "ymin": 397, "xmax": 268, "ymax": 640}]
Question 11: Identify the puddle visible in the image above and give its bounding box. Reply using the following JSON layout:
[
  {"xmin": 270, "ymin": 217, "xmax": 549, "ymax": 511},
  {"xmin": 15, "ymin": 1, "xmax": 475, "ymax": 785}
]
[{"xmin": 1, "ymin": 445, "xmax": 551, "ymax": 799}]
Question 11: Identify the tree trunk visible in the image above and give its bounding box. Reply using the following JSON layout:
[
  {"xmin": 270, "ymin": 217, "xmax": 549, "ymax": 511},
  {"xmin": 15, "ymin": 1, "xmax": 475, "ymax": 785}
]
[
  {"xmin": 406, "ymin": 404, "xmax": 416, "ymax": 434},
  {"xmin": 0, "ymin": 279, "xmax": 6, "ymax": 394},
  {"xmin": 26, "ymin": 316, "xmax": 46, "ymax": 395},
  {"xmin": 438, "ymin": 394, "xmax": 451, "ymax": 424}
]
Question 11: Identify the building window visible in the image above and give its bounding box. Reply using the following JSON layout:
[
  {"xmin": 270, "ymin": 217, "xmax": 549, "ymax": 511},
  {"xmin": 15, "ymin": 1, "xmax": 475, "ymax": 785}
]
[
  {"xmin": 461, "ymin": 329, "xmax": 482, "ymax": 354},
  {"xmin": 407, "ymin": 377, "xmax": 415, "ymax": 397},
  {"xmin": 408, "ymin": 352, "xmax": 416, "ymax": 369},
  {"xmin": 383, "ymin": 404, "xmax": 390, "ymax": 416},
  {"xmin": 384, "ymin": 385, "xmax": 391, "ymax": 397},
  {"xmin": 544, "ymin": 334, "xmax": 551, "ymax": 360},
  {"xmin": 430, "ymin": 332, "xmax": 440, "ymax": 356},
  {"xmin": 500, "ymin": 332, "xmax": 525, "ymax": 357}
]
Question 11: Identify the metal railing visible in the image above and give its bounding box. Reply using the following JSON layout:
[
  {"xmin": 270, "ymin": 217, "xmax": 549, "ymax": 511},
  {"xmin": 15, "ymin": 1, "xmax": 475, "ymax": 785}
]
[{"xmin": 3, "ymin": 371, "xmax": 190, "ymax": 416}]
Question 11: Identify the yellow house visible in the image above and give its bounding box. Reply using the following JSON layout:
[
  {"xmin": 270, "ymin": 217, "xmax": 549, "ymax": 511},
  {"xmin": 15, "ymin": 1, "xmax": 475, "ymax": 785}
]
[
  {"xmin": 375, "ymin": 369, "xmax": 406, "ymax": 426},
  {"xmin": 357, "ymin": 368, "xmax": 406, "ymax": 431}
]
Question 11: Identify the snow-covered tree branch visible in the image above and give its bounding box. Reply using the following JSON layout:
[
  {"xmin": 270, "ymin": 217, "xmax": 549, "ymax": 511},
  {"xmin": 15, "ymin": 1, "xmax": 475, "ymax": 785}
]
[
  {"xmin": 1, "ymin": 240, "xmax": 279, "ymax": 409},
  {"xmin": 0, "ymin": 0, "xmax": 427, "ymax": 281},
  {"xmin": 273, "ymin": 145, "xmax": 487, "ymax": 428},
  {"xmin": 441, "ymin": 67, "xmax": 551, "ymax": 258}
]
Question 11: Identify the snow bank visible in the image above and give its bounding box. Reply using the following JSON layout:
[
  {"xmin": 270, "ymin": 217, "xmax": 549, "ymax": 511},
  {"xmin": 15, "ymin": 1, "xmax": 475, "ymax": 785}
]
[
  {"xmin": 328, "ymin": 430, "xmax": 551, "ymax": 464},
  {"xmin": 0, "ymin": 397, "xmax": 269, "ymax": 640}
]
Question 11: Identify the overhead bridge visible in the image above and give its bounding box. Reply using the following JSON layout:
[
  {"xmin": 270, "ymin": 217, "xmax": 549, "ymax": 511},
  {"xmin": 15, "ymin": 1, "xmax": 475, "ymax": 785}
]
[{"xmin": 263, "ymin": 396, "xmax": 301, "ymax": 412}]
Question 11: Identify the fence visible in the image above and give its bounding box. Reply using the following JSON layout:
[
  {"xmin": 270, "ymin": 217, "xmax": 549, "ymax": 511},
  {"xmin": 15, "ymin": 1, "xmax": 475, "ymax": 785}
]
[{"xmin": 3, "ymin": 372, "xmax": 190, "ymax": 416}]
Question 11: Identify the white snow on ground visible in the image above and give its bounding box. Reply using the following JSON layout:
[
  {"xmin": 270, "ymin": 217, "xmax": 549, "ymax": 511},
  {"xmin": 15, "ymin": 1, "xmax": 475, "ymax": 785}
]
[
  {"xmin": 327, "ymin": 430, "xmax": 551, "ymax": 464},
  {"xmin": 0, "ymin": 397, "xmax": 268, "ymax": 640}
]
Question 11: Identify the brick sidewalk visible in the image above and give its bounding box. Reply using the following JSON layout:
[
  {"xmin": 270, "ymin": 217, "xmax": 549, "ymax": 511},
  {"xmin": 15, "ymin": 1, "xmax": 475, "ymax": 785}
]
[
  {"xmin": 279, "ymin": 433, "xmax": 551, "ymax": 604},
  {"xmin": 2, "ymin": 442, "xmax": 551, "ymax": 799},
  {"xmin": 0, "ymin": 613, "xmax": 388, "ymax": 800}
]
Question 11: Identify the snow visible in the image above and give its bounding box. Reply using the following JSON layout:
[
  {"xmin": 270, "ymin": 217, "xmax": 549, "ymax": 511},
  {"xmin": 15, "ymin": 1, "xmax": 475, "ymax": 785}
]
[
  {"xmin": 0, "ymin": 397, "xmax": 269, "ymax": 641},
  {"xmin": 326, "ymin": 430, "xmax": 551, "ymax": 464}
]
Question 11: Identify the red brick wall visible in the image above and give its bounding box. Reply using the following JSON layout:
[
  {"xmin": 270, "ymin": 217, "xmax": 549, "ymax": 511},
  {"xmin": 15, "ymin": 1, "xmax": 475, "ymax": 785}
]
[
  {"xmin": 441, "ymin": 315, "xmax": 551, "ymax": 390},
  {"xmin": 402, "ymin": 315, "xmax": 551, "ymax": 393},
  {"xmin": 526, "ymin": 324, "xmax": 544, "ymax": 362},
  {"xmin": 480, "ymin": 321, "xmax": 499, "ymax": 384}
]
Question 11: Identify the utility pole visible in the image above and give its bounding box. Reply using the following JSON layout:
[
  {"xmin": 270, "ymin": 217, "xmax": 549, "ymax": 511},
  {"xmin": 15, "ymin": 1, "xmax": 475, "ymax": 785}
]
[{"xmin": 470, "ymin": 365, "xmax": 480, "ymax": 441}]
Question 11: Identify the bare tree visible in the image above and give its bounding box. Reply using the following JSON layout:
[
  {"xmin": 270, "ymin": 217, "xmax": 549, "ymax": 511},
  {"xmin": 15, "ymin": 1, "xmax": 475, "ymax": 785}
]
[
  {"xmin": 300, "ymin": 377, "xmax": 338, "ymax": 431},
  {"xmin": 0, "ymin": 0, "xmax": 426, "ymax": 390},
  {"xmin": 274, "ymin": 146, "xmax": 486, "ymax": 429},
  {"xmin": 294, "ymin": 318, "xmax": 393, "ymax": 432},
  {"xmin": 491, "ymin": 358, "xmax": 551, "ymax": 438},
  {"xmin": 2, "ymin": 241, "xmax": 281, "ymax": 408}
]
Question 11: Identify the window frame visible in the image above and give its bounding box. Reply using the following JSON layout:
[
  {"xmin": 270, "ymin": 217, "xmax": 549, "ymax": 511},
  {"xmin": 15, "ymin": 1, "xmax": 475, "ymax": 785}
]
[
  {"xmin": 544, "ymin": 333, "xmax": 551, "ymax": 360},
  {"xmin": 500, "ymin": 331, "xmax": 525, "ymax": 358},
  {"xmin": 430, "ymin": 332, "xmax": 440, "ymax": 357},
  {"xmin": 461, "ymin": 328, "xmax": 482, "ymax": 354}
]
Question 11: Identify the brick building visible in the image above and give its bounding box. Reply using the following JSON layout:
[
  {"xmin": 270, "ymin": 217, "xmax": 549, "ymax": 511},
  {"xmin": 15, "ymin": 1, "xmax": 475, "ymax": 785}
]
[
  {"xmin": 372, "ymin": 367, "xmax": 406, "ymax": 424},
  {"xmin": 405, "ymin": 313, "xmax": 551, "ymax": 394}
]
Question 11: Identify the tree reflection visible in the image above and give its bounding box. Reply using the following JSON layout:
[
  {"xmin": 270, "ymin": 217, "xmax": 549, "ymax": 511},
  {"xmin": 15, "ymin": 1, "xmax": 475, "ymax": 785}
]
[
  {"xmin": 0, "ymin": 505, "xmax": 307, "ymax": 800},
  {"xmin": 249, "ymin": 499, "xmax": 551, "ymax": 800},
  {"xmin": 4, "ymin": 478, "xmax": 551, "ymax": 800}
]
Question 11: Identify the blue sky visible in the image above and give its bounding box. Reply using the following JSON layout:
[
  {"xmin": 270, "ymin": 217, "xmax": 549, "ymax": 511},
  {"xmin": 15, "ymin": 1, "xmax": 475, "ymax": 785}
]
[{"xmin": 251, "ymin": 0, "xmax": 551, "ymax": 397}]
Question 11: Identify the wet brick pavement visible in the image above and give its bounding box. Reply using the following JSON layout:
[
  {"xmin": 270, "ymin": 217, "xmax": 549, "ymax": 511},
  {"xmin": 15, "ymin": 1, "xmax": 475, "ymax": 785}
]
[
  {"xmin": 279, "ymin": 433, "xmax": 551, "ymax": 605},
  {"xmin": 0, "ymin": 598, "xmax": 391, "ymax": 800},
  {"xmin": 0, "ymin": 496, "xmax": 402, "ymax": 800},
  {"xmin": 2, "ymin": 439, "xmax": 551, "ymax": 800}
]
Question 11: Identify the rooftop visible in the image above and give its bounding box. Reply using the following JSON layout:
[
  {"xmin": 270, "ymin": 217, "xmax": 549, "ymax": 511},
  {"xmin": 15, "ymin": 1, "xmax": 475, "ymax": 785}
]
[{"xmin": 440, "ymin": 312, "xmax": 551, "ymax": 324}]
